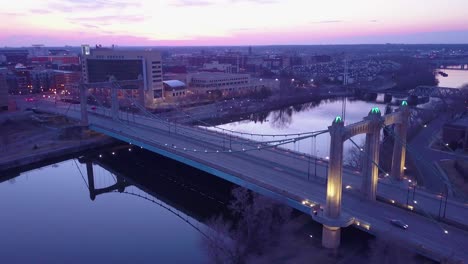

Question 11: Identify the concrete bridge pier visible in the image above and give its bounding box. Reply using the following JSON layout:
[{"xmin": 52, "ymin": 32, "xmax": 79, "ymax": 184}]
[
  {"xmin": 322, "ymin": 225, "xmax": 341, "ymax": 248},
  {"xmin": 322, "ymin": 117, "xmax": 345, "ymax": 249},
  {"xmin": 361, "ymin": 109, "xmax": 383, "ymax": 200},
  {"xmin": 391, "ymin": 105, "xmax": 409, "ymax": 181},
  {"xmin": 384, "ymin": 94, "xmax": 392, "ymax": 103},
  {"xmin": 80, "ymin": 83, "xmax": 88, "ymax": 126},
  {"xmin": 111, "ymin": 86, "xmax": 119, "ymax": 121}
]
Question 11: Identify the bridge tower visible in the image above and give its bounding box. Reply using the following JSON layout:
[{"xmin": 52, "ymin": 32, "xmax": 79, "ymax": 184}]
[
  {"xmin": 361, "ymin": 108, "xmax": 384, "ymax": 200},
  {"xmin": 108, "ymin": 78, "xmax": 120, "ymax": 121},
  {"xmin": 390, "ymin": 102, "xmax": 410, "ymax": 181},
  {"xmin": 79, "ymin": 83, "xmax": 89, "ymax": 126},
  {"xmin": 322, "ymin": 116, "xmax": 345, "ymax": 249}
]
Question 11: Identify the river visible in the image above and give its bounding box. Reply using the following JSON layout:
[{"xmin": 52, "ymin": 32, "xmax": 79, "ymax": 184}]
[
  {"xmin": 0, "ymin": 145, "xmax": 373, "ymax": 263},
  {"xmin": 0, "ymin": 157, "xmax": 208, "ymax": 263},
  {"xmin": 211, "ymin": 97, "xmax": 394, "ymax": 160},
  {"xmin": 436, "ymin": 68, "xmax": 468, "ymax": 88}
]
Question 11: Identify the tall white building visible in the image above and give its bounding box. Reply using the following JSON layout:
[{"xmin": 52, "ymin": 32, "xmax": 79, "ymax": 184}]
[{"xmin": 81, "ymin": 45, "xmax": 163, "ymax": 108}]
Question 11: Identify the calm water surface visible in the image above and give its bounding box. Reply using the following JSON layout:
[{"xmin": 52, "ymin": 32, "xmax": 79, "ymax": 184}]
[
  {"xmin": 0, "ymin": 159, "xmax": 207, "ymax": 264},
  {"xmin": 213, "ymin": 98, "xmax": 391, "ymax": 159},
  {"xmin": 437, "ymin": 68, "xmax": 468, "ymax": 88}
]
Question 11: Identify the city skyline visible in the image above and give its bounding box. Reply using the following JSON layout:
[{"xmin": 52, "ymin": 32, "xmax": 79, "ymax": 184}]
[{"xmin": 1, "ymin": 0, "xmax": 468, "ymax": 46}]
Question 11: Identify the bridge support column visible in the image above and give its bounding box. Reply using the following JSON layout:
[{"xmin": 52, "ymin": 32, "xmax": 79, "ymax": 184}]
[
  {"xmin": 322, "ymin": 117, "xmax": 345, "ymax": 249},
  {"xmin": 322, "ymin": 225, "xmax": 341, "ymax": 249},
  {"xmin": 384, "ymin": 94, "xmax": 392, "ymax": 103},
  {"xmin": 79, "ymin": 83, "xmax": 88, "ymax": 126},
  {"xmin": 361, "ymin": 109, "xmax": 383, "ymax": 200},
  {"xmin": 86, "ymin": 161, "xmax": 96, "ymax": 201},
  {"xmin": 111, "ymin": 85, "xmax": 119, "ymax": 121},
  {"xmin": 361, "ymin": 128, "xmax": 381, "ymax": 200},
  {"xmin": 391, "ymin": 105, "xmax": 409, "ymax": 181}
]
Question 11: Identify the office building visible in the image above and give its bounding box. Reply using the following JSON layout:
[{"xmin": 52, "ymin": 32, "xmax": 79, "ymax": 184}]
[
  {"xmin": 187, "ymin": 72, "xmax": 278, "ymax": 96},
  {"xmin": 51, "ymin": 70, "xmax": 81, "ymax": 91},
  {"xmin": 163, "ymin": 80, "xmax": 187, "ymax": 101},
  {"xmin": 81, "ymin": 45, "xmax": 163, "ymax": 108},
  {"xmin": 0, "ymin": 49, "xmax": 29, "ymax": 64}
]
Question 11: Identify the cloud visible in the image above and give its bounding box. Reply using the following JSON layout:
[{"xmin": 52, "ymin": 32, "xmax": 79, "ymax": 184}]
[
  {"xmin": 170, "ymin": 0, "xmax": 214, "ymax": 7},
  {"xmin": 0, "ymin": 12, "xmax": 24, "ymax": 17},
  {"xmin": 369, "ymin": 20, "xmax": 378, "ymax": 23},
  {"xmin": 48, "ymin": 0, "xmax": 136, "ymax": 13},
  {"xmin": 69, "ymin": 15, "xmax": 147, "ymax": 24},
  {"xmin": 29, "ymin": 9, "xmax": 53, "ymax": 14},
  {"xmin": 170, "ymin": 0, "xmax": 279, "ymax": 7},
  {"xmin": 311, "ymin": 20, "xmax": 344, "ymax": 24}
]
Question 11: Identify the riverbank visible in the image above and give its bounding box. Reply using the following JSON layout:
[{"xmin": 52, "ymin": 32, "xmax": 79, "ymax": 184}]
[{"xmin": 0, "ymin": 111, "xmax": 114, "ymax": 173}]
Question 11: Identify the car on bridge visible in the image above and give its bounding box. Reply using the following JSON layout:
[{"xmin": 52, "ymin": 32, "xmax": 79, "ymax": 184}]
[{"xmin": 390, "ymin": 219, "xmax": 409, "ymax": 230}]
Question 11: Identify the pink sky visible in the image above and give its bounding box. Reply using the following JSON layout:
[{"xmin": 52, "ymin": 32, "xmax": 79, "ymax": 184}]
[{"xmin": 1, "ymin": 0, "xmax": 468, "ymax": 46}]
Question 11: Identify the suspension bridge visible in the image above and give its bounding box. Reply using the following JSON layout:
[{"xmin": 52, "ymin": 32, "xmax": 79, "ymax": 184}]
[{"xmin": 25, "ymin": 81, "xmax": 468, "ymax": 262}]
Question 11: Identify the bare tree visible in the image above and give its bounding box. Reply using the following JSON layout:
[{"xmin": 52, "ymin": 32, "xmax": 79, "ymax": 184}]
[
  {"xmin": 345, "ymin": 141, "xmax": 364, "ymax": 170},
  {"xmin": 367, "ymin": 234, "xmax": 416, "ymax": 264},
  {"xmin": 202, "ymin": 187, "xmax": 293, "ymax": 263}
]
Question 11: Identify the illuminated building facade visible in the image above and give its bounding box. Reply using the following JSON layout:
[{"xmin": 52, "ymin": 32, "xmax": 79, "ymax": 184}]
[{"xmin": 81, "ymin": 45, "xmax": 163, "ymax": 108}]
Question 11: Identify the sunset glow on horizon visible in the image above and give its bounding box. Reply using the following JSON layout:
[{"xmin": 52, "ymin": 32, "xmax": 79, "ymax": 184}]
[{"xmin": 1, "ymin": 0, "xmax": 468, "ymax": 46}]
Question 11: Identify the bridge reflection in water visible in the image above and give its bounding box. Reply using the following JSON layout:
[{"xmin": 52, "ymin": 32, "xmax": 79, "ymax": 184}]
[{"xmin": 79, "ymin": 146, "xmax": 234, "ymax": 231}]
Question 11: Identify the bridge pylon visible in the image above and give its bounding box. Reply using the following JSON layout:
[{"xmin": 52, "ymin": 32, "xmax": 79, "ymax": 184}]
[
  {"xmin": 79, "ymin": 83, "xmax": 89, "ymax": 126},
  {"xmin": 111, "ymin": 83, "xmax": 119, "ymax": 121},
  {"xmin": 361, "ymin": 108, "xmax": 384, "ymax": 200},
  {"xmin": 390, "ymin": 102, "xmax": 409, "ymax": 181},
  {"xmin": 322, "ymin": 116, "xmax": 345, "ymax": 249}
]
